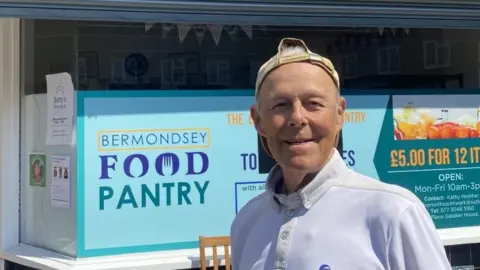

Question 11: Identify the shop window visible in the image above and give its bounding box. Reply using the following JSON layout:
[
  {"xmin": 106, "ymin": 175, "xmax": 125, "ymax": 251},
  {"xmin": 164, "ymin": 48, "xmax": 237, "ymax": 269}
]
[
  {"xmin": 423, "ymin": 41, "xmax": 450, "ymax": 69},
  {"xmin": 19, "ymin": 19, "xmax": 480, "ymax": 262},
  {"xmin": 342, "ymin": 53, "xmax": 358, "ymax": 79},
  {"xmin": 377, "ymin": 47, "xmax": 400, "ymax": 75}
]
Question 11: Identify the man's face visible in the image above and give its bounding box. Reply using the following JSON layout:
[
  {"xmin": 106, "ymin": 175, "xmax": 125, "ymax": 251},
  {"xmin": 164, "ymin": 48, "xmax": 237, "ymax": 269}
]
[{"xmin": 252, "ymin": 62, "xmax": 345, "ymax": 172}]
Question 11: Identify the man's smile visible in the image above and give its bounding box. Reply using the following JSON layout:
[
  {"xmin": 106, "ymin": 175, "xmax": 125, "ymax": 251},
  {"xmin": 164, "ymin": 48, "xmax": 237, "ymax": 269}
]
[
  {"xmin": 283, "ymin": 136, "xmax": 321, "ymax": 145},
  {"xmin": 284, "ymin": 138, "xmax": 316, "ymax": 145}
]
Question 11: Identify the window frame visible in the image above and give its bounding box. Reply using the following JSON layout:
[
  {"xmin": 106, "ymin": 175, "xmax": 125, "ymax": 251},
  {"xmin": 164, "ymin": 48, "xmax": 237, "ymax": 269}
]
[
  {"xmin": 377, "ymin": 46, "xmax": 401, "ymax": 75},
  {"xmin": 423, "ymin": 40, "xmax": 451, "ymax": 69},
  {"xmin": 206, "ymin": 59, "xmax": 230, "ymax": 86}
]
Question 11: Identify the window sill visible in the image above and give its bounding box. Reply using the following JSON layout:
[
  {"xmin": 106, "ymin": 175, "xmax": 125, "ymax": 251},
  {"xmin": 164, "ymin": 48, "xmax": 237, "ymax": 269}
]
[
  {"xmin": 1, "ymin": 228, "xmax": 478, "ymax": 270},
  {"xmin": 439, "ymin": 226, "xmax": 480, "ymax": 246},
  {"xmin": 0, "ymin": 244, "xmax": 228, "ymax": 270}
]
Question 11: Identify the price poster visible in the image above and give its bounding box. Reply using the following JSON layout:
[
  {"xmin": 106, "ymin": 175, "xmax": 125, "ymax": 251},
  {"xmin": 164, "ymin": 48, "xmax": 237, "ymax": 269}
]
[{"xmin": 374, "ymin": 94, "xmax": 480, "ymax": 229}]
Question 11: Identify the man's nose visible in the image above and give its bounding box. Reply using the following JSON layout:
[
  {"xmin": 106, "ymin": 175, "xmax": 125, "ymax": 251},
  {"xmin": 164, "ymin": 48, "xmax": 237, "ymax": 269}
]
[{"xmin": 288, "ymin": 103, "xmax": 307, "ymax": 127}]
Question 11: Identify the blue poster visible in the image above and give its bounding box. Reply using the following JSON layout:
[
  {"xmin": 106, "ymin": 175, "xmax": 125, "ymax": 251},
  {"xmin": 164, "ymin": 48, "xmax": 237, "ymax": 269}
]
[
  {"xmin": 342, "ymin": 95, "xmax": 390, "ymax": 179},
  {"xmin": 76, "ymin": 90, "xmax": 389, "ymax": 257}
]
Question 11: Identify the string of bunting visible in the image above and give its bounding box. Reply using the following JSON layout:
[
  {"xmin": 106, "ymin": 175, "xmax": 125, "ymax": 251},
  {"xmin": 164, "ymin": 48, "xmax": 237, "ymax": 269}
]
[
  {"xmin": 377, "ymin": 27, "xmax": 410, "ymax": 37},
  {"xmin": 144, "ymin": 22, "xmax": 257, "ymax": 44},
  {"xmin": 330, "ymin": 27, "xmax": 412, "ymax": 53}
]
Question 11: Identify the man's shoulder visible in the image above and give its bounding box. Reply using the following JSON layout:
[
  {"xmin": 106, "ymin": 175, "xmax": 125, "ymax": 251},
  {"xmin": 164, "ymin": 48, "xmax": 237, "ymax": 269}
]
[
  {"xmin": 231, "ymin": 191, "xmax": 271, "ymax": 234},
  {"xmin": 335, "ymin": 170, "xmax": 421, "ymax": 205},
  {"xmin": 333, "ymin": 170, "xmax": 428, "ymax": 232}
]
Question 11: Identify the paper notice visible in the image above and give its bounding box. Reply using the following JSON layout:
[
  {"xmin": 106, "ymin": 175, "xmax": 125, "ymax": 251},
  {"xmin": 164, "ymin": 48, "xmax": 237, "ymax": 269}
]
[
  {"xmin": 46, "ymin": 72, "xmax": 74, "ymax": 145},
  {"xmin": 51, "ymin": 155, "xmax": 71, "ymax": 209}
]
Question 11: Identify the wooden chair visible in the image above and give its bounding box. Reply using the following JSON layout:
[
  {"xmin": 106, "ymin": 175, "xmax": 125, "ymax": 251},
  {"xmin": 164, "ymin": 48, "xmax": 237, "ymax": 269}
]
[{"xmin": 199, "ymin": 235, "xmax": 231, "ymax": 270}]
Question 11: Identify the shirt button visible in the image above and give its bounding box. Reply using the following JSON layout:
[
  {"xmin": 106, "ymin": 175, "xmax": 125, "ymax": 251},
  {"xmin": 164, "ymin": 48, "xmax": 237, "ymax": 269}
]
[
  {"xmin": 305, "ymin": 201, "xmax": 311, "ymax": 208},
  {"xmin": 280, "ymin": 231, "xmax": 289, "ymax": 240},
  {"xmin": 287, "ymin": 210, "xmax": 294, "ymax": 217}
]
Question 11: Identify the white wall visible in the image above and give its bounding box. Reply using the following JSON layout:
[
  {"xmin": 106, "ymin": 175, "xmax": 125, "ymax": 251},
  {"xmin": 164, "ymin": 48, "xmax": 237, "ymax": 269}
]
[{"xmin": 0, "ymin": 18, "xmax": 21, "ymax": 270}]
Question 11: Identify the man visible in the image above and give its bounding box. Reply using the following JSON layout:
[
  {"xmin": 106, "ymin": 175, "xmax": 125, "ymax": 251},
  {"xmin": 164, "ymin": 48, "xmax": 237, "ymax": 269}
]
[{"xmin": 230, "ymin": 38, "xmax": 450, "ymax": 270}]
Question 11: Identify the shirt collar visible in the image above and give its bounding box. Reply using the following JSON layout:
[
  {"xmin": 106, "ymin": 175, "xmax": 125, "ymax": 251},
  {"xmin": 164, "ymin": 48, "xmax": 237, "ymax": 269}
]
[{"xmin": 266, "ymin": 149, "xmax": 348, "ymax": 210}]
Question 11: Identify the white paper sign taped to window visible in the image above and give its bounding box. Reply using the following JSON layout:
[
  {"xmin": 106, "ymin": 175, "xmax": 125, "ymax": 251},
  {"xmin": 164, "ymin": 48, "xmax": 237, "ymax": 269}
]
[{"xmin": 45, "ymin": 72, "xmax": 74, "ymax": 145}]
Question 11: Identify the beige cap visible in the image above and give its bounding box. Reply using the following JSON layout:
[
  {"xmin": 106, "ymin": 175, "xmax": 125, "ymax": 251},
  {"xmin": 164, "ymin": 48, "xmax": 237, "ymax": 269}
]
[
  {"xmin": 255, "ymin": 37, "xmax": 340, "ymax": 98},
  {"xmin": 255, "ymin": 38, "xmax": 341, "ymax": 157}
]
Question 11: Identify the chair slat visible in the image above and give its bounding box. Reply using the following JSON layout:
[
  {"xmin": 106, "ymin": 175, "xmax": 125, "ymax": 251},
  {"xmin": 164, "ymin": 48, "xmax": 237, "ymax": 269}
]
[
  {"xmin": 213, "ymin": 245, "xmax": 218, "ymax": 270},
  {"xmin": 198, "ymin": 235, "xmax": 231, "ymax": 270}
]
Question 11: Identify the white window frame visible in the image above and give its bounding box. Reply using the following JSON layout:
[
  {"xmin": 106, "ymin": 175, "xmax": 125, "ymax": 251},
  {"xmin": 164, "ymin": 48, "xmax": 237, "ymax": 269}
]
[
  {"xmin": 160, "ymin": 58, "xmax": 186, "ymax": 87},
  {"xmin": 423, "ymin": 41, "xmax": 450, "ymax": 69},
  {"xmin": 0, "ymin": 18, "xmax": 21, "ymax": 265},
  {"xmin": 341, "ymin": 53, "xmax": 358, "ymax": 79},
  {"xmin": 206, "ymin": 59, "xmax": 230, "ymax": 86},
  {"xmin": 377, "ymin": 46, "xmax": 401, "ymax": 75}
]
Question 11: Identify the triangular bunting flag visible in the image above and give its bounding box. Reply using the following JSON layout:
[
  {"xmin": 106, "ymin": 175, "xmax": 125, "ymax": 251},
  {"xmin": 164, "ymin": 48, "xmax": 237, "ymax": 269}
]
[
  {"xmin": 207, "ymin": 24, "xmax": 224, "ymax": 45},
  {"xmin": 177, "ymin": 23, "xmax": 192, "ymax": 43},
  {"xmin": 378, "ymin": 27, "xmax": 384, "ymax": 36},
  {"xmin": 145, "ymin": 22, "xmax": 155, "ymax": 32},
  {"xmin": 240, "ymin": 25, "xmax": 253, "ymax": 39}
]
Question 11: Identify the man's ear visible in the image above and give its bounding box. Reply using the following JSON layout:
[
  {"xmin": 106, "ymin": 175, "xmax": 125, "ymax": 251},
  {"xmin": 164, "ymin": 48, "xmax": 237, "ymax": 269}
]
[
  {"xmin": 336, "ymin": 96, "xmax": 346, "ymax": 133},
  {"xmin": 250, "ymin": 104, "xmax": 266, "ymax": 136}
]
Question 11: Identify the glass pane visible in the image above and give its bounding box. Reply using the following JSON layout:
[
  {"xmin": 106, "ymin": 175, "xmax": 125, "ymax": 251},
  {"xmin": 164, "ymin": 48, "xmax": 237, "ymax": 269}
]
[
  {"xmin": 20, "ymin": 18, "xmax": 480, "ymax": 262},
  {"xmin": 20, "ymin": 19, "xmax": 77, "ymax": 257}
]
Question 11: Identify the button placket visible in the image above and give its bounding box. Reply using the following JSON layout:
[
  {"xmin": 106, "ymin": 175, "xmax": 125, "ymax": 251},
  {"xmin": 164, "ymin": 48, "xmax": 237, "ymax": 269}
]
[{"xmin": 274, "ymin": 205, "xmax": 298, "ymax": 270}]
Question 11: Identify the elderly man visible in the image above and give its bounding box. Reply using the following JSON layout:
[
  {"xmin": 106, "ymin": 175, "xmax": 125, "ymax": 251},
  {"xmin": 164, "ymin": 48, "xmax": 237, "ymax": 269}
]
[{"xmin": 230, "ymin": 38, "xmax": 450, "ymax": 270}]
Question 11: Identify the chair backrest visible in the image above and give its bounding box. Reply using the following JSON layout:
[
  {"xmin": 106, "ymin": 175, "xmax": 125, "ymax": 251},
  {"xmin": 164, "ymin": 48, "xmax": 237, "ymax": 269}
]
[{"xmin": 199, "ymin": 235, "xmax": 231, "ymax": 270}]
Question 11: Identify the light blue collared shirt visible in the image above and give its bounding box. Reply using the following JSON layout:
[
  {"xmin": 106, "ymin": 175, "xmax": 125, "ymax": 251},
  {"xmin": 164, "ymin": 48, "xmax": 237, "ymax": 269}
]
[{"xmin": 230, "ymin": 150, "xmax": 450, "ymax": 270}]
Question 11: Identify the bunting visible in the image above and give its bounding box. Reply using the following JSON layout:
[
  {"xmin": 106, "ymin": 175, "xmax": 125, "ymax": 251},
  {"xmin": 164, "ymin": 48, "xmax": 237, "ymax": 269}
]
[
  {"xmin": 177, "ymin": 23, "xmax": 192, "ymax": 43},
  {"xmin": 145, "ymin": 22, "xmax": 155, "ymax": 32},
  {"xmin": 378, "ymin": 27, "xmax": 384, "ymax": 36},
  {"xmin": 207, "ymin": 24, "xmax": 224, "ymax": 45},
  {"xmin": 240, "ymin": 25, "xmax": 253, "ymax": 39},
  {"xmin": 143, "ymin": 23, "xmax": 255, "ymax": 44}
]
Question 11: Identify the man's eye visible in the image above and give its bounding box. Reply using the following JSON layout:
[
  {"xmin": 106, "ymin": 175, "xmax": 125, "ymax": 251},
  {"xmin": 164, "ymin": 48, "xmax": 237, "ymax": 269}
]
[
  {"xmin": 272, "ymin": 102, "xmax": 288, "ymax": 109},
  {"xmin": 307, "ymin": 101, "xmax": 323, "ymax": 107}
]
